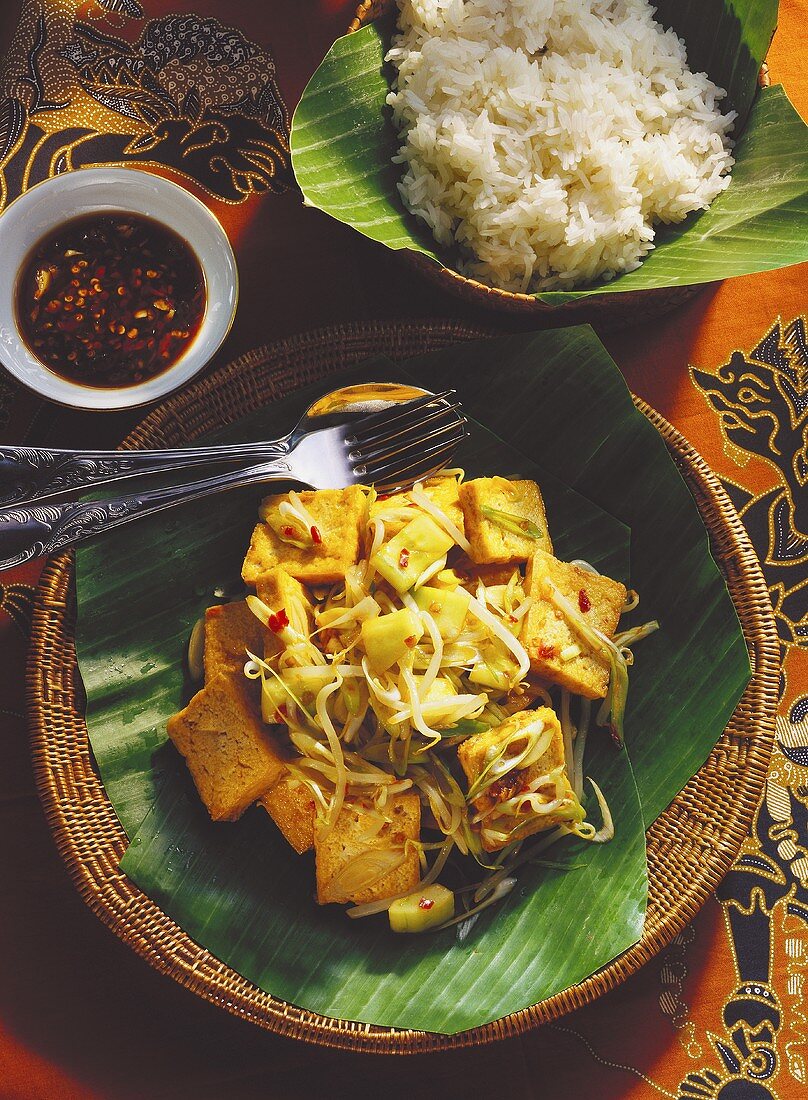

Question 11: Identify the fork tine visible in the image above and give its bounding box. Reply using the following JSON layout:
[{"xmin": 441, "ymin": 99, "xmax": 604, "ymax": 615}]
[
  {"xmin": 349, "ymin": 401, "xmax": 464, "ymax": 460},
  {"xmin": 357, "ymin": 417, "xmax": 467, "ymax": 478},
  {"xmin": 353, "ymin": 414, "xmax": 467, "ymax": 476},
  {"xmin": 346, "ymin": 391, "xmax": 456, "ymax": 444},
  {"xmin": 365, "ymin": 431, "xmax": 470, "ymax": 489}
]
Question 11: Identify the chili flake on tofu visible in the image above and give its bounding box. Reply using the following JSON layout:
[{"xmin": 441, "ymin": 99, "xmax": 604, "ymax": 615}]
[{"xmin": 16, "ymin": 213, "xmax": 205, "ymax": 388}]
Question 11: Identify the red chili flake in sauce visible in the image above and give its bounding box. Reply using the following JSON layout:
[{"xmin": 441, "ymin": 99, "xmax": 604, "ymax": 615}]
[
  {"xmin": 281, "ymin": 525, "xmax": 297, "ymax": 539},
  {"xmin": 16, "ymin": 213, "xmax": 205, "ymax": 389},
  {"xmin": 418, "ymin": 897, "xmax": 434, "ymax": 911},
  {"xmin": 267, "ymin": 607, "xmax": 290, "ymax": 633},
  {"xmin": 404, "ymin": 634, "xmax": 417, "ymax": 649},
  {"xmin": 399, "ymin": 548, "xmax": 410, "ymax": 570},
  {"xmin": 274, "ymin": 703, "xmax": 288, "ymax": 722},
  {"xmin": 538, "ymin": 643, "xmax": 557, "ymax": 659},
  {"xmin": 310, "ymin": 525, "xmax": 323, "ymax": 545},
  {"xmin": 578, "ymin": 588, "xmax": 592, "ymax": 613}
]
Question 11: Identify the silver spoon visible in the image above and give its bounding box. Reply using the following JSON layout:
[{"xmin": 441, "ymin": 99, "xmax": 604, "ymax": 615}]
[
  {"xmin": 0, "ymin": 382, "xmax": 440, "ymax": 507},
  {"xmin": 0, "ymin": 386, "xmax": 468, "ymax": 570}
]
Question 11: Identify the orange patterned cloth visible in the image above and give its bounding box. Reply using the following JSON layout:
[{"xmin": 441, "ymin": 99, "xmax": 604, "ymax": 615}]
[{"xmin": 0, "ymin": 2, "xmax": 805, "ymax": 1098}]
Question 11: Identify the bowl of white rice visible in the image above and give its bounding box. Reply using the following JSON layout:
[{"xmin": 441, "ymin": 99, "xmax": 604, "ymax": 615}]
[
  {"xmin": 288, "ymin": 0, "xmax": 807, "ymax": 324},
  {"xmin": 343, "ymin": 0, "xmax": 741, "ymax": 317}
]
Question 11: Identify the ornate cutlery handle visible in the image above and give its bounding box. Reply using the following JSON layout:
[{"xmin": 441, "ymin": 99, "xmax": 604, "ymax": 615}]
[
  {"xmin": 0, "ymin": 457, "xmax": 296, "ymax": 570},
  {"xmin": 0, "ymin": 442, "xmax": 290, "ymax": 506}
]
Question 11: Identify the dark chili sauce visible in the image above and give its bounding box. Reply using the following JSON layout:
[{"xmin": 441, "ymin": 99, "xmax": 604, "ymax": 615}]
[{"xmin": 16, "ymin": 213, "xmax": 206, "ymax": 388}]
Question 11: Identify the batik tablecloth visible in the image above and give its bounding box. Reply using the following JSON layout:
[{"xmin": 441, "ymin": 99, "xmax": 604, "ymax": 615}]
[{"xmin": 0, "ymin": 2, "xmax": 805, "ymax": 1097}]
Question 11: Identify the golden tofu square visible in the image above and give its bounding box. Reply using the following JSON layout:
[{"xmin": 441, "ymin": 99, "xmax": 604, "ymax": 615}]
[
  {"xmin": 260, "ymin": 775, "xmax": 317, "ymax": 854},
  {"xmin": 255, "ymin": 566, "xmax": 311, "ymax": 617},
  {"xmin": 203, "ymin": 600, "xmax": 265, "ymax": 682},
  {"xmin": 459, "ymin": 477, "xmax": 552, "ymax": 564},
  {"xmin": 457, "ymin": 708, "xmax": 564, "ymax": 802},
  {"xmin": 521, "ymin": 548, "xmax": 626, "ymax": 699},
  {"xmin": 255, "ymin": 566, "xmax": 313, "ymax": 660},
  {"xmin": 315, "ymin": 792, "xmax": 420, "ymax": 905},
  {"xmin": 453, "ymin": 558, "xmax": 522, "ymax": 592},
  {"xmin": 242, "ymin": 486, "xmax": 366, "ymax": 586},
  {"xmin": 369, "ymin": 475, "xmax": 464, "ymax": 540},
  {"xmin": 167, "ymin": 672, "xmax": 286, "ymax": 822},
  {"xmin": 457, "ymin": 708, "xmax": 577, "ymax": 851}
]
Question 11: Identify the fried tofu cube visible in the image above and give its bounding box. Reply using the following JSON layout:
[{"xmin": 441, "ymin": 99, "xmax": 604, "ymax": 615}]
[
  {"xmin": 167, "ymin": 672, "xmax": 285, "ymax": 821},
  {"xmin": 203, "ymin": 600, "xmax": 266, "ymax": 682},
  {"xmin": 453, "ymin": 558, "xmax": 522, "ymax": 592},
  {"xmin": 255, "ymin": 567, "xmax": 313, "ymax": 660},
  {"xmin": 521, "ymin": 549, "xmax": 626, "ymax": 699},
  {"xmin": 459, "ymin": 478, "xmax": 552, "ymax": 564},
  {"xmin": 457, "ymin": 708, "xmax": 577, "ymax": 852},
  {"xmin": 242, "ymin": 486, "xmax": 367, "ymax": 586},
  {"xmin": 255, "ymin": 567, "xmax": 311, "ymax": 618},
  {"xmin": 369, "ymin": 476, "xmax": 464, "ymax": 541},
  {"xmin": 260, "ymin": 774, "xmax": 317, "ymax": 854},
  {"xmin": 315, "ymin": 792, "xmax": 421, "ymax": 905}
]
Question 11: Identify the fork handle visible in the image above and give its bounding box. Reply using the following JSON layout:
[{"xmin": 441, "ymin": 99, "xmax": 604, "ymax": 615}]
[
  {"xmin": 0, "ymin": 442, "xmax": 290, "ymax": 506},
  {"xmin": 0, "ymin": 457, "xmax": 297, "ymax": 570}
]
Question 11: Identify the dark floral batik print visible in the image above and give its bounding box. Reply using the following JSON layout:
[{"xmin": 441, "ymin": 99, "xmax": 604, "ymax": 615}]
[
  {"xmin": 0, "ymin": 0, "xmax": 290, "ymax": 209},
  {"xmin": 671, "ymin": 318, "xmax": 808, "ymax": 1099},
  {"xmin": 692, "ymin": 317, "xmax": 808, "ymax": 657}
]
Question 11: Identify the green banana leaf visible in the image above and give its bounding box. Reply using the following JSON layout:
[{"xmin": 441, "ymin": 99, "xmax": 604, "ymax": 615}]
[
  {"xmin": 74, "ymin": 329, "xmax": 749, "ymax": 1033},
  {"xmin": 290, "ymin": 1, "xmax": 808, "ymax": 305}
]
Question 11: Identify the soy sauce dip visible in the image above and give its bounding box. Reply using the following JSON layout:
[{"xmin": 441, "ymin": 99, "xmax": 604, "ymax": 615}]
[{"xmin": 16, "ymin": 213, "xmax": 206, "ymax": 389}]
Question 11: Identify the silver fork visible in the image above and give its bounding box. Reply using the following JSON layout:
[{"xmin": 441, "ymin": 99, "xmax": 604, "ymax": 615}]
[
  {"xmin": 0, "ymin": 391, "xmax": 467, "ymax": 570},
  {"xmin": 0, "ymin": 386, "xmax": 457, "ymax": 506}
]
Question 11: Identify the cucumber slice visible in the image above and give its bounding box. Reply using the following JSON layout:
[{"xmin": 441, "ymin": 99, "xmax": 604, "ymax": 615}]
[
  {"xmin": 413, "ymin": 585, "xmax": 470, "ymax": 641},
  {"xmin": 361, "ymin": 607, "xmax": 424, "ymax": 674},
  {"xmin": 388, "ymin": 884, "xmax": 455, "ymax": 933},
  {"xmin": 372, "ymin": 515, "xmax": 454, "ymax": 595}
]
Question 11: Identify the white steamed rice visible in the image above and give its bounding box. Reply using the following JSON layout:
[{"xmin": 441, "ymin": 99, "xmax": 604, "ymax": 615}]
[{"xmin": 386, "ymin": 0, "xmax": 736, "ymax": 292}]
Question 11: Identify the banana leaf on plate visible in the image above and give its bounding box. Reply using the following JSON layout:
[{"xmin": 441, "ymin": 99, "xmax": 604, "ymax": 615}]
[
  {"xmin": 74, "ymin": 329, "xmax": 750, "ymax": 1033},
  {"xmin": 290, "ymin": 0, "xmax": 808, "ymax": 304}
]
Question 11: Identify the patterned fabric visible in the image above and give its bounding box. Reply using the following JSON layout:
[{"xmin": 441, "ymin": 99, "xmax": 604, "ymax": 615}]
[
  {"xmin": 0, "ymin": 0, "xmax": 290, "ymax": 206},
  {"xmin": 0, "ymin": 2, "xmax": 805, "ymax": 1097},
  {"xmin": 693, "ymin": 320, "xmax": 808, "ymax": 656}
]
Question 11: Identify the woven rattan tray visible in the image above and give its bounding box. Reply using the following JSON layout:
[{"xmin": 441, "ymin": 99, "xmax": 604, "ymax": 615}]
[{"xmin": 27, "ymin": 320, "xmax": 780, "ymax": 1053}]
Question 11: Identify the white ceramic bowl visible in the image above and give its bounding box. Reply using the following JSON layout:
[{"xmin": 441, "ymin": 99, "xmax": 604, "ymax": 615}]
[{"xmin": 0, "ymin": 167, "xmax": 238, "ymax": 410}]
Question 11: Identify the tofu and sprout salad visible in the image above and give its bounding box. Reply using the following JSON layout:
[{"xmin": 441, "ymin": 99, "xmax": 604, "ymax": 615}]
[{"xmin": 170, "ymin": 473, "xmax": 658, "ymax": 935}]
